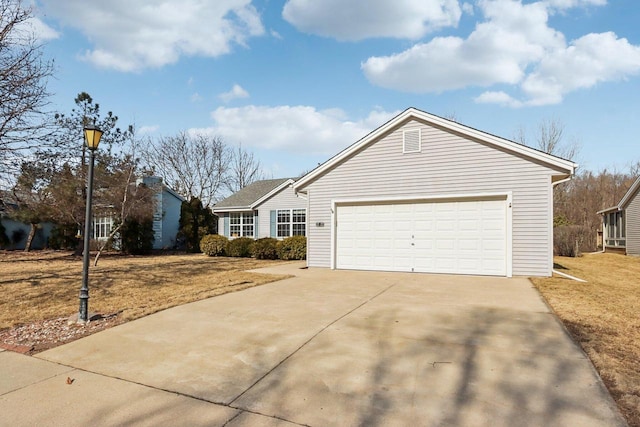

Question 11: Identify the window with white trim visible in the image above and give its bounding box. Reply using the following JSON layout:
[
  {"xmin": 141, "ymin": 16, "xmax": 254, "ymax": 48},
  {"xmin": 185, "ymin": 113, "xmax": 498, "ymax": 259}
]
[
  {"xmin": 605, "ymin": 211, "xmax": 625, "ymax": 247},
  {"xmin": 230, "ymin": 212, "xmax": 254, "ymax": 238},
  {"xmin": 93, "ymin": 215, "xmax": 113, "ymax": 239},
  {"xmin": 277, "ymin": 209, "xmax": 306, "ymax": 237}
]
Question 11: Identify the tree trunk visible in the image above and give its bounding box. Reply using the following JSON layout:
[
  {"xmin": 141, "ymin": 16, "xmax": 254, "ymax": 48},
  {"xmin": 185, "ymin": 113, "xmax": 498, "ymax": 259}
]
[
  {"xmin": 94, "ymin": 224, "xmax": 122, "ymax": 266},
  {"xmin": 24, "ymin": 223, "xmax": 37, "ymax": 252},
  {"xmin": 74, "ymin": 231, "xmax": 84, "ymax": 256}
]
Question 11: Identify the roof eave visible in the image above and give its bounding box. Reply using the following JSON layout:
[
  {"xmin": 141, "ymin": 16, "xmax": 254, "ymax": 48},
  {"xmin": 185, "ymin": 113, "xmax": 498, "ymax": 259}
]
[
  {"xmin": 618, "ymin": 176, "xmax": 640, "ymax": 208},
  {"xmin": 597, "ymin": 206, "xmax": 620, "ymax": 215},
  {"xmin": 293, "ymin": 107, "xmax": 577, "ymax": 191},
  {"xmin": 212, "ymin": 206, "xmax": 253, "ymax": 213}
]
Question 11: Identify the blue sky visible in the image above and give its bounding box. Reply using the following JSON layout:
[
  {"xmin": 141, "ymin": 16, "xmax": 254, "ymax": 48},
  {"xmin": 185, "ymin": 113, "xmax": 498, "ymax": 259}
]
[{"xmin": 32, "ymin": 0, "xmax": 640, "ymax": 178}]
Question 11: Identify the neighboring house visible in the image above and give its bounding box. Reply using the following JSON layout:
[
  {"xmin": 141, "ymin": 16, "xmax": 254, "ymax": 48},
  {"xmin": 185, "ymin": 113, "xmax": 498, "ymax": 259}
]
[
  {"xmin": 0, "ymin": 191, "xmax": 52, "ymax": 250},
  {"xmin": 293, "ymin": 107, "xmax": 577, "ymax": 277},
  {"xmin": 597, "ymin": 176, "xmax": 640, "ymax": 256},
  {"xmin": 93, "ymin": 176, "xmax": 185, "ymax": 250},
  {"xmin": 213, "ymin": 178, "xmax": 306, "ymax": 239}
]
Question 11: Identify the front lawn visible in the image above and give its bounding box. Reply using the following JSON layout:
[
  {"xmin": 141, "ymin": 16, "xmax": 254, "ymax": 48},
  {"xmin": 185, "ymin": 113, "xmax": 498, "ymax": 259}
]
[
  {"xmin": 0, "ymin": 251, "xmax": 290, "ymax": 348},
  {"xmin": 532, "ymin": 253, "xmax": 640, "ymax": 427}
]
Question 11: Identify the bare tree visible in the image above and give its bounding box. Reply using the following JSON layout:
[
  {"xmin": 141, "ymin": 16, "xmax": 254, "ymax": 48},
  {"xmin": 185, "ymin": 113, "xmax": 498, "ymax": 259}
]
[
  {"xmin": 93, "ymin": 127, "xmax": 156, "ymax": 265},
  {"xmin": 515, "ymin": 117, "xmax": 580, "ymax": 161},
  {"xmin": 0, "ymin": 0, "xmax": 54, "ymax": 187},
  {"xmin": 227, "ymin": 143, "xmax": 265, "ymax": 193},
  {"xmin": 143, "ymin": 132, "xmax": 230, "ymax": 208}
]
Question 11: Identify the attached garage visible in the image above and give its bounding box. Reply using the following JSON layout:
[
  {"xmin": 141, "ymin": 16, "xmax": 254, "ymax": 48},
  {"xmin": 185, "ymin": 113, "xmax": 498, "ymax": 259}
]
[
  {"xmin": 334, "ymin": 195, "xmax": 510, "ymax": 276},
  {"xmin": 294, "ymin": 108, "xmax": 577, "ymax": 277}
]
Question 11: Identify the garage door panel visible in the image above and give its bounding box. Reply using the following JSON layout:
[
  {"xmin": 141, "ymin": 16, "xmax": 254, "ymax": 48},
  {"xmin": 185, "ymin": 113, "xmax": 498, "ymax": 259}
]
[{"xmin": 336, "ymin": 199, "xmax": 507, "ymax": 276}]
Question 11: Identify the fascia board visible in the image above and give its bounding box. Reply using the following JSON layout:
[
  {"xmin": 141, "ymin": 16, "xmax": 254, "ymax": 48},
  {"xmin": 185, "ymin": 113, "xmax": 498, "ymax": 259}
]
[
  {"xmin": 211, "ymin": 206, "xmax": 252, "ymax": 213},
  {"xmin": 293, "ymin": 107, "xmax": 577, "ymax": 191},
  {"xmin": 597, "ymin": 206, "xmax": 621, "ymax": 215},
  {"xmin": 619, "ymin": 176, "xmax": 640, "ymax": 209}
]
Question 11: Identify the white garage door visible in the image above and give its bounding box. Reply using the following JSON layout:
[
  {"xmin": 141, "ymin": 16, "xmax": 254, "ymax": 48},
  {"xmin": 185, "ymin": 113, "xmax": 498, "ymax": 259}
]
[{"xmin": 336, "ymin": 199, "xmax": 507, "ymax": 276}]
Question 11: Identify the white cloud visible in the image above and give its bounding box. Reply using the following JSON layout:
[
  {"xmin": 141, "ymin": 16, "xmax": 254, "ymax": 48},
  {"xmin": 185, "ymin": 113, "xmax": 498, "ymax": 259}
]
[
  {"xmin": 219, "ymin": 84, "xmax": 250, "ymax": 103},
  {"xmin": 138, "ymin": 125, "xmax": 159, "ymax": 135},
  {"xmin": 474, "ymin": 91, "xmax": 523, "ymax": 108},
  {"xmin": 461, "ymin": 2, "xmax": 475, "ymax": 15},
  {"xmin": 40, "ymin": 0, "xmax": 264, "ymax": 72},
  {"xmin": 522, "ymin": 32, "xmax": 640, "ymax": 105},
  {"xmin": 190, "ymin": 105, "xmax": 399, "ymax": 155},
  {"xmin": 282, "ymin": 0, "xmax": 461, "ymax": 41},
  {"xmin": 363, "ymin": 0, "xmax": 638, "ymax": 106},
  {"xmin": 27, "ymin": 17, "xmax": 60, "ymax": 41},
  {"xmin": 543, "ymin": 0, "xmax": 606, "ymax": 10},
  {"xmin": 190, "ymin": 92, "xmax": 203, "ymax": 102}
]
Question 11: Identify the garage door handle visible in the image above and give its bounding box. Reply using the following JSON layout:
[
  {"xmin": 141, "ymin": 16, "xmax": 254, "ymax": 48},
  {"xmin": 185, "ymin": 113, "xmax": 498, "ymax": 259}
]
[{"xmin": 411, "ymin": 243, "xmax": 415, "ymax": 246}]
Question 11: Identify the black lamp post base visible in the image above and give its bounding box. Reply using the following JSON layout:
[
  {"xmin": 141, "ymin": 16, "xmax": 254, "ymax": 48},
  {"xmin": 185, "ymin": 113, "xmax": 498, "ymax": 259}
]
[{"xmin": 69, "ymin": 312, "xmax": 102, "ymax": 325}]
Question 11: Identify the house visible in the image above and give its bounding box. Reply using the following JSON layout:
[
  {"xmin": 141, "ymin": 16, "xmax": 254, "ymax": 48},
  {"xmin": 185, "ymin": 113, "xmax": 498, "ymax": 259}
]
[
  {"xmin": 293, "ymin": 107, "xmax": 577, "ymax": 277},
  {"xmin": 0, "ymin": 191, "xmax": 52, "ymax": 250},
  {"xmin": 597, "ymin": 176, "xmax": 640, "ymax": 255},
  {"xmin": 93, "ymin": 176, "xmax": 185, "ymax": 250},
  {"xmin": 213, "ymin": 178, "xmax": 306, "ymax": 239}
]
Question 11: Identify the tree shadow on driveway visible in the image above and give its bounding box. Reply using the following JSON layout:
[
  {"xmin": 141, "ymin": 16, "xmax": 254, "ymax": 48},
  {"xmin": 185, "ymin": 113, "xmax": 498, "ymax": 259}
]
[{"xmin": 231, "ymin": 304, "xmax": 625, "ymax": 427}]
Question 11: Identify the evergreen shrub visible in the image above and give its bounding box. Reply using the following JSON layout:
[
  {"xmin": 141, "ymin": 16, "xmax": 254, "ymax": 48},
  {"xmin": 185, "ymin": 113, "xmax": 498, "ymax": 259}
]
[
  {"xmin": 252, "ymin": 237, "xmax": 278, "ymax": 259},
  {"xmin": 276, "ymin": 236, "xmax": 306, "ymax": 260},
  {"xmin": 200, "ymin": 234, "xmax": 228, "ymax": 256},
  {"xmin": 226, "ymin": 237, "xmax": 254, "ymax": 257}
]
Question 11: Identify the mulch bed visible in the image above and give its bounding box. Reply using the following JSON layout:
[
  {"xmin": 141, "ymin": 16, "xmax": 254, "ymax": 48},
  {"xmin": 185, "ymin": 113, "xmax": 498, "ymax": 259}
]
[{"xmin": 0, "ymin": 313, "xmax": 123, "ymax": 355}]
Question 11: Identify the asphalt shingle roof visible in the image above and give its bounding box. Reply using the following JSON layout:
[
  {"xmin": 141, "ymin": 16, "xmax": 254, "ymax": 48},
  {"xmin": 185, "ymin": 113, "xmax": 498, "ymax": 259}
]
[{"xmin": 213, "ymin": 178, "xmax": 293, "ymax": 210}]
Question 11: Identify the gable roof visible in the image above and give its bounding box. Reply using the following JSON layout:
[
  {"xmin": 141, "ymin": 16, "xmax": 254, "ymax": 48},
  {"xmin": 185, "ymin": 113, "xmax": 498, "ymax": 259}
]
[
  {"xmin": 213, "ymin": 178, "xmax": 295, "ymax": 212},
  {"xmin": 294, "ymin": 107, "xmax": 577, "ymax": 192},
  {"xmin": 597, "ymin": 176, "xmax": 640, "ymax": 214}
]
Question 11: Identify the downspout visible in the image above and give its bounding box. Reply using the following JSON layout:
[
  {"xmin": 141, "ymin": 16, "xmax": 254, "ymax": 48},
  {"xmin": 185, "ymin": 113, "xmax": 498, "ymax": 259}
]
[
  {"xmin": 294, "ymin": 187, "xmax": 309, "ymax": 267},
  {"xmin": 551, "ymin": 174, "xmax": 588, "ymax": 281}
]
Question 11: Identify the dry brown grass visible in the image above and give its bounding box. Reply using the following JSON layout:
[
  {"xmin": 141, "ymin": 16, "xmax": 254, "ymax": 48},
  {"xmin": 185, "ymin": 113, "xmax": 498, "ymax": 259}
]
[
  {"xmin": 0, "ymin": 251, "xmax": 291, "ymax": 330},
  {"xmin": 532, "ymin": 252, "xmax": 640, "ymax": 426}
]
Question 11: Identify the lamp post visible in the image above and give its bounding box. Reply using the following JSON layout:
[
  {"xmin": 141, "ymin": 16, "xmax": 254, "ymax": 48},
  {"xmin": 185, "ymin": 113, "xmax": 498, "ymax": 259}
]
[{"xmin": 78, "ymin": 125, "xmax": 103, "ymax": 323}]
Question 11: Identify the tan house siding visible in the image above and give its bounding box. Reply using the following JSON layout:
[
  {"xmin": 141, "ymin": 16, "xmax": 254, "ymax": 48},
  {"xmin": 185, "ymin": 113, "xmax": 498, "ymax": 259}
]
[
  {"xmin": 627, "ymin": 189, "xmax": 640, "ymax": 256},
  {"xmin": 303, "ymin": 119, "xmax": 563, "ymax": 277}
]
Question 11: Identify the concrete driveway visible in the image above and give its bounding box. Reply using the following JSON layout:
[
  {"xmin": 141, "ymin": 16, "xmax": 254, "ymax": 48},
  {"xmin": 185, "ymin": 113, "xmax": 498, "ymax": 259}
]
[{"xmin": 0, "ymin": 263, "xmax": 626, "ymax": 426}]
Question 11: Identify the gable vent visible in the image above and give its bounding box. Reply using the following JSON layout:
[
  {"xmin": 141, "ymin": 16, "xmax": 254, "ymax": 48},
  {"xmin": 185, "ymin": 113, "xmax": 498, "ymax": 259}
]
[{"xmin": 403, "ymin": 129, "xmax": 421, "ymax": 153}]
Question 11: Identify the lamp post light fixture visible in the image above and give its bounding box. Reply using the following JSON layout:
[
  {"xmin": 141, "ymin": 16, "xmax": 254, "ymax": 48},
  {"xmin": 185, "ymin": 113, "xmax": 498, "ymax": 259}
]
[{"xmin": 78, "ymin": 124, "xmax": 103, "ymax": 323}]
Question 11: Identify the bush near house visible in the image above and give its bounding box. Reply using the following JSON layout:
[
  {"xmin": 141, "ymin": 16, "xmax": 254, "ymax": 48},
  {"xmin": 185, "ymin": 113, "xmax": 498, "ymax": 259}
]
[
  {"xmin": 252, "ymin": 237, "xmax": 278, "ymax": 260},
  {"xmin": 0, "ymin": 220, "xmax": 9, "ymax": 248},
  {"xmin": 48, "ymin": 223, "xmax": 79, "ymax": 250},
  {"xmin": 277, "ymin": 236, "xmax": 306, "ymax": 260},
  {"xmin": 554, "ymin": 225, "xmax": 589, "ymax": 257},
  {"xmin": 200, "ymin": 234, "xmax": 228, "ymax": 256},
  {"xmin": 120, "ymin": 217, "xmax": 154, "ymax": 255},
  {"xmin": 226, "ymin": 237, "xmax": 254, "ymax": 258}
]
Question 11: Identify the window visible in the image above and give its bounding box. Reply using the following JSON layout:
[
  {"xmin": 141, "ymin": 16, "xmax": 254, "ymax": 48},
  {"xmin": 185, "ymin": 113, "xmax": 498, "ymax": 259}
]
[
  {"xmin": 93, "ymin": 216, "xmax": 113, "ymax": 239},
  {"xmin": 230, "ymin": 212, "xmax": 254, "ymax": 238},
  {"xmin": 605, "ymin": 211, "xmax": 625, "ymax": 247},
  {"xmin": 277, "ymin": 209, "xmax": 306, "ymax": 237}
]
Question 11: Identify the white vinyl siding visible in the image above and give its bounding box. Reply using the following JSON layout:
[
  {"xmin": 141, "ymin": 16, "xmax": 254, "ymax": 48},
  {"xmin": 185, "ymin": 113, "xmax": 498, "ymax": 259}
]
[
  {"xmin": 627, "ymin": 190, "xmax": 640, "ymax": 255},
  {"xmin": 303, "ymin": 119, "xmax": 562, "ymax": 277},
  {"xmin": 257, "ymin": 185, "xmax": 307, "ymax": 239}
]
